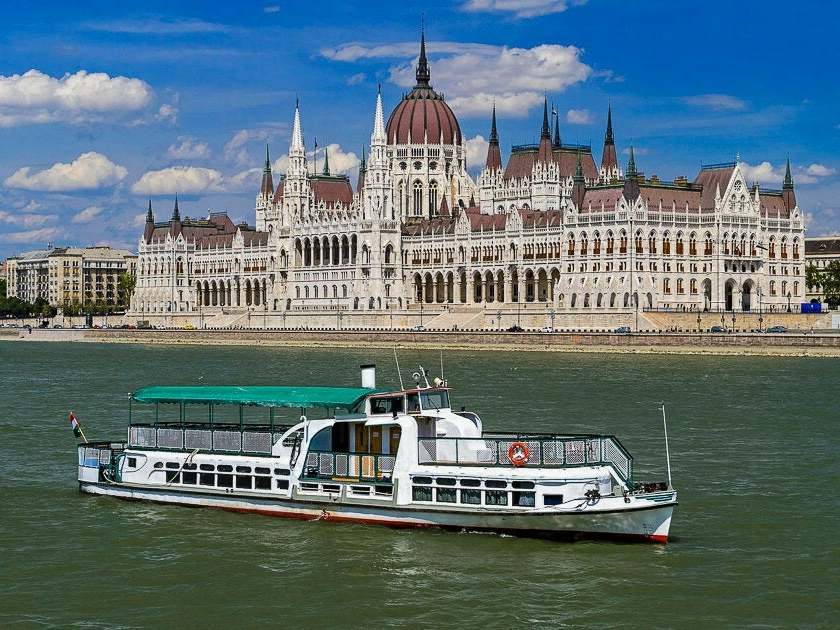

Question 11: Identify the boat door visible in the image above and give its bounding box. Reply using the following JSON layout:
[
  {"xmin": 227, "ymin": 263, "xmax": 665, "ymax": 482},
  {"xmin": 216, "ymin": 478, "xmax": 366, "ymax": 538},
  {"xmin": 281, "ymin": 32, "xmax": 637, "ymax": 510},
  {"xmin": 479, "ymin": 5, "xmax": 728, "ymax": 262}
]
[{"xmin": 389, "ymin": 426, "xmax": 401, "ymax": 454}]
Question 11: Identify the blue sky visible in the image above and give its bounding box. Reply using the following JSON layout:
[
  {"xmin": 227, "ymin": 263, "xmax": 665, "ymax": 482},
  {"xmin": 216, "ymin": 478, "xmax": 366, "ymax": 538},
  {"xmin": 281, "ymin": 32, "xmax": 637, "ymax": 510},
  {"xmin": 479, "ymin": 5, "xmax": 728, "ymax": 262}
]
[{"xmin": 0, "ymin": 0, "xmax": 837, "ymax": 258}]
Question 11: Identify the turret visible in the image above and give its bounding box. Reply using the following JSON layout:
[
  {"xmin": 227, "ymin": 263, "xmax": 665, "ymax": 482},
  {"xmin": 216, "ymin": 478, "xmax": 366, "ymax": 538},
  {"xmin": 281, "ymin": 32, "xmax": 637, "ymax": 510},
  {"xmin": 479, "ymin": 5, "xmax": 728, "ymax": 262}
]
[
  {"xmin": 260, "ymin": 144, "xmax": 274, "ymax": 196},
  {"xmin": 623, "ymin": 146, "xmax": 640, "ymax": 201},
  {"xmin": 485, "ymin": 104, "xmax": 502, "ymax": 171},
  {"xmin": 782, "ymin": 157, "xmax": 796, "ymax": 211},
  {"xmin": 537, "ymin": 97, "xmax": 553, "ymax": 164},
  {"xmin": 600, "ymin": 104, "xmax": 618, "ymax": 182},
  {"xmin": 415, "ymin": 24, "xmax": 431, "ymax": 88},
  {"xmin": 169, "ymin": 195, "xmax": 182, "ymax": 238},
  {"xmin": 571, "ymin": 149, "xmax": 587, "ymax": 209},
  {"xmin": 357, "ymin": 147, "xmax": 366, "ymax": 192},
  {"xmin": 552, "ymin": 104, "xmax": 561, "ymax": 149},
  {"xmin": 143, "ymin": 199, "xmax": 155, "ymax": 242},
  {"xmin": 322, "ymin": 146, "xmax": 331, "ymax": 176}
]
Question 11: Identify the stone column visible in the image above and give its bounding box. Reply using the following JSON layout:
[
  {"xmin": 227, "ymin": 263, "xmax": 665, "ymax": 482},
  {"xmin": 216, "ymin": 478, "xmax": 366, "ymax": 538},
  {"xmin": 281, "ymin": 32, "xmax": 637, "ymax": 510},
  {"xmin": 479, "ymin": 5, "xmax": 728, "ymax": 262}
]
[{"xmin": 466, "ymin": 275, "xmax": 474, "ymax": 305}]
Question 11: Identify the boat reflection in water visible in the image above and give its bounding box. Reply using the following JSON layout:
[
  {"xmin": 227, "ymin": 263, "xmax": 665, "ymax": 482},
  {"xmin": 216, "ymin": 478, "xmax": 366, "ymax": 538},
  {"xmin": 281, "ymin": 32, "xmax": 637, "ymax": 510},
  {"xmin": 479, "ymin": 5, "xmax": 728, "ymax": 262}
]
[{"xmin": 77, "ymin": 364, "xmax": 677, "ymax": 543}]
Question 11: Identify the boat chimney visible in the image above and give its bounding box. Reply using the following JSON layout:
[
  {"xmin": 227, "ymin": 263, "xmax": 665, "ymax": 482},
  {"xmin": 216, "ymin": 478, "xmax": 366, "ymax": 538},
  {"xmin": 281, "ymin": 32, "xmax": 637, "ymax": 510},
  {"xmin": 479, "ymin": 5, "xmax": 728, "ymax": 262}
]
[{"xmin": 361, "ymin": 364, "xmax": 376, "ymax": 389}]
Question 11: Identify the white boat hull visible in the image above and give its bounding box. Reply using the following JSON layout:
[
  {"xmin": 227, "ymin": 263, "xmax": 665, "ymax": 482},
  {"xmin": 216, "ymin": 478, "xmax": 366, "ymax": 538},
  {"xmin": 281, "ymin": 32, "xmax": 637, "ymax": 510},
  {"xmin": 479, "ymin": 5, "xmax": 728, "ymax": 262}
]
[{"xmin": 80, "ymin": 481, "xmax": 675, "ymax": 543}]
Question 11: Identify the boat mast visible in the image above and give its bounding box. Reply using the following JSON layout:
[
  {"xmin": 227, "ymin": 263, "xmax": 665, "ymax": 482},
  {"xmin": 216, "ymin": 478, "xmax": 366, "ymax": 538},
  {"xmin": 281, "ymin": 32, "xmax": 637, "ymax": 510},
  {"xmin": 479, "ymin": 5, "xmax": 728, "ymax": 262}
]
[{"xmin": 660, "ymin": 402, "xmax": 672, "ymax": 488}]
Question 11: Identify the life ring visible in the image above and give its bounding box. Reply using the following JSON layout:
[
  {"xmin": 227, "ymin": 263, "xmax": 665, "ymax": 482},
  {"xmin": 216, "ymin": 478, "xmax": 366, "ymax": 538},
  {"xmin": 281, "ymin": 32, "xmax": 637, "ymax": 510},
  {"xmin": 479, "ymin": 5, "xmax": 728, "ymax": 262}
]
[{"xmin": 508, "ymin": 442, "xmax": 529, "ymax": 467}]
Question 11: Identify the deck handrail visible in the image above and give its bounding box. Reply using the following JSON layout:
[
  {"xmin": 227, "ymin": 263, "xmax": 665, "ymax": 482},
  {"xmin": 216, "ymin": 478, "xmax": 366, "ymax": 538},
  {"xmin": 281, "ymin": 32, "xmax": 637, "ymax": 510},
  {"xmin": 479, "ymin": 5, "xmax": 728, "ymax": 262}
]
[{"xmin": 302, "ymin": 449, "xmax": 396, "ymax": 483}]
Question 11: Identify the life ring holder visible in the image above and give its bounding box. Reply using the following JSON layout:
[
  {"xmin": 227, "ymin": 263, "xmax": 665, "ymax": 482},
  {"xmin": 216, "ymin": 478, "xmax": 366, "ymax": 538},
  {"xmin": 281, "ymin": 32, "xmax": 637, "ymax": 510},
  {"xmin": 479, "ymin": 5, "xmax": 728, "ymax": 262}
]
[{"xmin": 508, "ymin": 441, "xmax": 529, "ymax": 467}]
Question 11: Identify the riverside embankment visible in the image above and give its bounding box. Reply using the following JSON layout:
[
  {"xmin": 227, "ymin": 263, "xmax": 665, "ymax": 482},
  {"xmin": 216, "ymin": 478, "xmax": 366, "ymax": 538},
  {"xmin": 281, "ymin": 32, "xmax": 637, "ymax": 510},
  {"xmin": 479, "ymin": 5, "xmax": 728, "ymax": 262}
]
[{"xmin": 6, "ymin": 326, "xmax": 840, "ymax": 356}]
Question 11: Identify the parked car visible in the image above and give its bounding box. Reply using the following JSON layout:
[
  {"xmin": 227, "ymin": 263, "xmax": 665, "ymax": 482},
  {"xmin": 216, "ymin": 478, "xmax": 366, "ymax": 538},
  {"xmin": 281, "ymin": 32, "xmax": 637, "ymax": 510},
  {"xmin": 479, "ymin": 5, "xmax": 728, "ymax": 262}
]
[
  {"xmin": 766, "ymin": 325, "xmax": 788, "ymax": 333},
  {"xmin": 710, "ymin": 325, "xmax": 726, "ymax": 333},
  {"xmin": 614, "ymin": 326, "xmax": 631, "ymax": 334},
  {"xmin": 540, "ymin": 326, "xmax": 555, "ymax": 333},
  {"xmin": 507, "ymin": 325, "xmax": 524, "ymax": 332},
  {"xmin": 410, "ymin": 324, "xmax": 426, "ymax": 332}
]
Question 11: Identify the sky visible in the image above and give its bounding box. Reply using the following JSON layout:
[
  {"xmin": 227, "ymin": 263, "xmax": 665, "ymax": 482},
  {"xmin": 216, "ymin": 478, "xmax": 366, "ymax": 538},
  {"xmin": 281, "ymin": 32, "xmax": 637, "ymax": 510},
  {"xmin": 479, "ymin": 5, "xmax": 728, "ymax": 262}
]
[{"xmin": 0, "ymin": 0, "xmax": 837, "ymax": 259}]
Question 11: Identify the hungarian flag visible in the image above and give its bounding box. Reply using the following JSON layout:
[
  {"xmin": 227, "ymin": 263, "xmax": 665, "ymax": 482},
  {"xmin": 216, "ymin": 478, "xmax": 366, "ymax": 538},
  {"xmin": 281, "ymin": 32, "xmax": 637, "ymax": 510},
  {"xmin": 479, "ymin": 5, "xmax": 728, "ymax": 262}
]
[{"xmin": 69, "ymin": 412, "xmax": 83, "ymax": 438}]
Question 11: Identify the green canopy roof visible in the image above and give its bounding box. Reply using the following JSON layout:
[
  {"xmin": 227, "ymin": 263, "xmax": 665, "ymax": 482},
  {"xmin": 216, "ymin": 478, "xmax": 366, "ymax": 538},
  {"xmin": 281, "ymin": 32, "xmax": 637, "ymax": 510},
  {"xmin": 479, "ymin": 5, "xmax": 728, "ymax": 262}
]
[{"xmin": 132, "ymin": 386, "xmax": 377, "ymax": 410}]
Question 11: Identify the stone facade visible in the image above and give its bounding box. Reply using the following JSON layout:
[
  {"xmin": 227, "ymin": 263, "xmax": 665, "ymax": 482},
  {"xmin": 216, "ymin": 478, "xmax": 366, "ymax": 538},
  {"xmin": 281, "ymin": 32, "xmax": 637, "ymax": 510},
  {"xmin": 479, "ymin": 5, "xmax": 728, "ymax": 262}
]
[{"xmin": 130, "ymin": 36, "xmax": 806, "ymax": 321}]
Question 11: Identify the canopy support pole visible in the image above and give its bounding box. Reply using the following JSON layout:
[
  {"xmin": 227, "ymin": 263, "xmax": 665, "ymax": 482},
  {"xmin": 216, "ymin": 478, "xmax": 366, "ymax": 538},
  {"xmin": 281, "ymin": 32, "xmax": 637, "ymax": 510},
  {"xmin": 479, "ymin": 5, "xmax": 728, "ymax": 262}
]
[
  {"xmin": 269, "ymin": 407, "xmax": 274, "ymax": 433},
  {"xmin": 239, "ymin": 405, "xmax": 244, "ymax": 432}
]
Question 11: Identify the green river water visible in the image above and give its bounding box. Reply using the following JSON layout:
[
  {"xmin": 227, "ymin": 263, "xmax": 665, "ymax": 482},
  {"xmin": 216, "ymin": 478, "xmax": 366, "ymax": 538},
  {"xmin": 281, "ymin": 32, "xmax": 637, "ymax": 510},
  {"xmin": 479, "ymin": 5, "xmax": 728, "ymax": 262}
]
[{"xmin": 0, "ymin": 341, "xmax": 837, "ymax": 628}]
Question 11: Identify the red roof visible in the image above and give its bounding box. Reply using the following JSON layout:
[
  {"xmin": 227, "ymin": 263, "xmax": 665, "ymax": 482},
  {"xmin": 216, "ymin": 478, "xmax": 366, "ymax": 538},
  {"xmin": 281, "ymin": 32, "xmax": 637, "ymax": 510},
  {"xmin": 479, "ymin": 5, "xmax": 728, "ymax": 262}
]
[
  {"xmin": 311, "ymin": 176, "xmax": 353, "ymax": 207},
  {"xmin": 386, "ymin": 88, "xmax": 461, "ymax": 145},
  {"xmin": 145, "ymin": 212, "xmax": 269, "ymax": 248},
  {"xmin": 693, "ymin": 165, "xmax": 734, "ymax": 210},
  {"xmin": 503, "ymin": 147, "xmax": 598, "ymax": 181}
]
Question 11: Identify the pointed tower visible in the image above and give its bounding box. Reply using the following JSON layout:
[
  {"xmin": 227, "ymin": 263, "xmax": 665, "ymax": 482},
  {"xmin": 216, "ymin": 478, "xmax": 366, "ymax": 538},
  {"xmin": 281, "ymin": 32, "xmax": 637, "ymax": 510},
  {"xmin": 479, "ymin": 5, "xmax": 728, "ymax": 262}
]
[
  {"xmin": 623, "ymin": 146, "xmax": 640, "ymax": 201},
  {"xmin": 571, "ymin": 149, "xmax": 587, "ymax": 209},
  {"xmin": 283, "ymin": 99, "xmax": 310, "ymax": 219},
  {"xmin": 260, "ymin": 144, "xmax": 274, "ymax": 196},
  {"xmin": 537, "ymin": 97, "xmax": 553, "ymax": 164},
  {"xmin": 357, "ymin": 146, "xmax": 366, "ymax": 192},
  {"xmin": 322, "ymin": 146, "xmax": 331, "ymax": 176},
  {"xmin": 600, "ymin": 104, "xmax": 619, "ymax": 183},
  {"xmin": 485, "ymin": 104, "xmax": 502, "ymax": 171},
  {"xmin": 415, "ymin": 23, "xmax": 431, "ymax": 88},
  {"xmin": 782, "ymin": 157, "xmax": 796, "ymax": 211},
  {"xmin": 169, "ymin": 195, "xmax": 182, "ymax": 238},
  {"xmin": 552, "ymin": 105, "xmax": 561, "ymax": 149},
  {"xmin": 144, "ymin": 199, "xmax": 155, "ymax": 242},
  {"xmin": 365, "ymin": 86, "xmax": 392, "ymax": 221}
]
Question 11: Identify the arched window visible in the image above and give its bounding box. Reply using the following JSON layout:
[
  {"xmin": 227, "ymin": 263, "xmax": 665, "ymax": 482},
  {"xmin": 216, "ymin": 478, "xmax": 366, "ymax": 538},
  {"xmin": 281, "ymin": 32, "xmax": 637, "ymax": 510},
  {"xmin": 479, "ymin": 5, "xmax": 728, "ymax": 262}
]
[
  {"xmin": 428, "ymin": 181, "xmax": 438, "ymax": 216},
  {"xmin": 413, "ymin": 180, "xmax": 423, "ymax": 216}
]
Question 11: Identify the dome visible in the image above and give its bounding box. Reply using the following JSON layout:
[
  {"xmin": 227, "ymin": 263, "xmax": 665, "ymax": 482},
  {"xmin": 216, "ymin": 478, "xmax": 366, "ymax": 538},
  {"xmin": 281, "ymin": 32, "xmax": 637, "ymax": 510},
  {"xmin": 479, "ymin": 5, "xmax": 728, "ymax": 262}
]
[{"xmin": 385, "ymin": 34, "xmax": 461, "ymax": 146}]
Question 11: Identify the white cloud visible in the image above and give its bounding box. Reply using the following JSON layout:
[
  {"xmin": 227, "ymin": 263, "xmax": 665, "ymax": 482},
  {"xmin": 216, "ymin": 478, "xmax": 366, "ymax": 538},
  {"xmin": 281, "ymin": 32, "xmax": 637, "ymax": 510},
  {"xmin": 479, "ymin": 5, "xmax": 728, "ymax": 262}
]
[
  {"xmin": 387, "ymin": 43, "xmax": 592, "ymax": 118},
  {"xmin": 133, "ymin": 212, "xmax": 148, "ymax": 228},
  {"xmin": 806, "ymin": 163, "xmax": 836, "ymax": 177},
  {"xmin": 465, "ymin": 134, "xmax": 489, "ymax": 170},
  {"xmin": 0, "ymin": 226, "xmax": 62, "ymax": 244},
  {"xmin": 462, "ymin": 0, "xmax": 586, "ymax": 19},
  {"xmin": 81, "ymin": 17, "xmax": 231, "ymax": 35},
  {"xmin": 4, "ymin": 152, "xmax": 127, "ymax": 191},
  {"xmin": 71, "ymin": 205, "xmax": 104, "ymax": 224},
  {"xmin": 566, "ymin": 108, "xmax": 592, "ymax": 124},
  {"xmin": 156, "ymin": 102, "xmax": 178, "ymax": 124},
  {"xmin": 0, "ymin": 69, "xmax": 153, "ymax": 127},
  {"xmin": 131, "ymin": 166, "xmax": 226, "ymax": 195},
  {"xmin": 273, "ymin": 143, "xmax": 360, "ymax": 177},
  {"xmin": 346, "ymin": 72, "xmax": 367, "ymax": 86},
  {"xmin": 227, "ymin": 168, "xmax": 263, "ymax": 192},
  {"xmin": 740, "ymin": 161, "xmax": 784, "ymax": 185},
  {"xmin": 264, "ymin": 5, "xmax": 280, "ymax": 13},
  {"xmin": 0, "ymin": 210, "xmax": 56, "ymax": 227},
  {"xmin": 683, "ymin": 94, "xmax": 747, "ymax": 111},
  {"xmin": 167, "ymin": 136, "xmax": 212, "ymax": 160},
  {"xmin": 223, "ymin": 126, "xmax": 287, "ymax": 165}
]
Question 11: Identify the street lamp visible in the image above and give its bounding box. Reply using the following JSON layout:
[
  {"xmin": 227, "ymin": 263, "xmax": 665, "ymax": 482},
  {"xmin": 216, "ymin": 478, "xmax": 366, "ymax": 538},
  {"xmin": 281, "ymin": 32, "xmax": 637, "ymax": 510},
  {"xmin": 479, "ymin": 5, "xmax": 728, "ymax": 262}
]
[
  {"xmin": 549, "ymin": 308, "xmax": 556, "ymax": 331},
  {"xmin": 787, "ymin": 291, "xmax": 792, "ymax": 313},
  {"xmin": 496, "ymin": 309, "xmax": 502, "ymax": 331},
  {"xmin": 696, "ymin": 313, "xmax": 701, "ymax": 333},
  {"xmin": 731, "ymin": 313, "xmax": 736, "ymax": 332}
]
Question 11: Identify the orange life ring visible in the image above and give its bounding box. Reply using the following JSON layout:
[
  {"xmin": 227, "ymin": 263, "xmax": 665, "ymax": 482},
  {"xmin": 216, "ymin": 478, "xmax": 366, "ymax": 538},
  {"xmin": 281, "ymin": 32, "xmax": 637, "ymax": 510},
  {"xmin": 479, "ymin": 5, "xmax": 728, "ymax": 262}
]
[{"xmin": 508, "ymin": 441, "xmax": 529, "ymax": 467}]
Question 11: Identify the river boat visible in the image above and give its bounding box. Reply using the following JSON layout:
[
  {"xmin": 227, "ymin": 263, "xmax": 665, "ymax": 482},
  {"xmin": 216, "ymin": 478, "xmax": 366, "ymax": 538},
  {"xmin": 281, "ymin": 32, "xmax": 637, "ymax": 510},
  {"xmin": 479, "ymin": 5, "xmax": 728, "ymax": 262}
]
[{"xmin": 77, "ymin": 364, "xmax": 677, "ymax": 542}]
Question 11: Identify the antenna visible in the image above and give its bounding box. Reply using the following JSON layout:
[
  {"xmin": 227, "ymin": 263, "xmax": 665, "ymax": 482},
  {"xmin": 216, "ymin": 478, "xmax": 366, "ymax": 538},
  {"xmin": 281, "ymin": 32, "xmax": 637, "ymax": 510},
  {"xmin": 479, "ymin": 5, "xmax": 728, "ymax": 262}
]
[
  {"xmin": 659, "ymin": 402, "xmax": 672, "ymax": 488},
  {"xmin": 393, "ymin": 347, "xmax": 405, "ymax": 390}
]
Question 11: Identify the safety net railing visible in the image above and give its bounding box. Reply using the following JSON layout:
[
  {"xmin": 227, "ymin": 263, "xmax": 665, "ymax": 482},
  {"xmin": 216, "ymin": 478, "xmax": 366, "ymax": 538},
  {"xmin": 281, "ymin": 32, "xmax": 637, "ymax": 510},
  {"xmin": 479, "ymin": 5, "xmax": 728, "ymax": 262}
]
[
  {"xmin": 302, "ymin": 450, "xmax": 396, "ymax": 483},
  {"xmin": 127, "ymin": 423, "xmax": 296, "ymax": 455}
]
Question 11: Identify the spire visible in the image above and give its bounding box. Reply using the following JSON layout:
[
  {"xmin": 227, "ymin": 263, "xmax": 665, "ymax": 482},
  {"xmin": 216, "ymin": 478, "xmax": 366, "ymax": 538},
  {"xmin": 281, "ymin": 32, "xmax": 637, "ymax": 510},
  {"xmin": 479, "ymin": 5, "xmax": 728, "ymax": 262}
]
[
  {"xmin": 415, "ymin": 22, "xmax": 431, "ymax": 88},
  {"xmin": 260, "ymin": 144, "xmax": 274, "ymax": 196},
  {"xmin": 485, "ymin": 104, "xmax": 502, "ymax": 171},
  {"xmin": 290, "ymin": 100, "xmax": 304, "ymax": 155},
  {"xmin": 552, "ymin": 105, "xmax": 561, "ymax": 148},
  {"xmin": 623, "ymin": 146, "xmax": 640, "ymax": 201},
  {"xmin": 600, "ymin": 104, "xmax": 618, "ymax": 175},
  {"xmin": 782, "ymin": 156, "xmax": 797, "ymax": 211},
  {"xmin": 322, "ymin": 146, "xmax": 331, "ymax": 175},
  {"xmin": 574, "ymin": 149, "xmax": 584, "ymax": 182},
  {"xmin": 783, "ymin": 157, "xmax": 793, "ymax": 189},
  {"xmin": 146, "ymin": 199, "xmax": 154, "ymax": 223},
  {"xmin": 537, "ymin": 96, "xmax": 553, "ymax": 164},
  {"xmin": 172, "ymin": 195, "xmax": 180, "ymax": 221},
  {"xmin": 144, "ymin": 199, "xmax": 155, "ymax": 242},
  {"xmin": 571, "ymin": 149, "xmax": 587, "ymax": 209},
  {"xmin": 357, "ymin": 146, "xmax": 366, "ymax": 191},
  {"xmin": 540, "ymin": 97, "xmax": 551, "ymax": 139},
  {"xmin": 627, "ymin": 145, "xmax": 637, "ymax": 177},
  {"xmin": 371, "ymin": 85, "xmax": 386, "ymax": 145}
]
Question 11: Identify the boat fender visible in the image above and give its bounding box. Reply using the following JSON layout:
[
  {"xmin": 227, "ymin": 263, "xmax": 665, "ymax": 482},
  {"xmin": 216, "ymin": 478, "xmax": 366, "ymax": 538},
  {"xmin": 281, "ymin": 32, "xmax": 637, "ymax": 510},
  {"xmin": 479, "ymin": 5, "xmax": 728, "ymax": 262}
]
[
  {"xmin": 508, "ymin": 442, "xmax": 529, "ymax": 467},
  {"xmin": 585, "ymin": 488, "xmax": 601, "ymax": 502}
]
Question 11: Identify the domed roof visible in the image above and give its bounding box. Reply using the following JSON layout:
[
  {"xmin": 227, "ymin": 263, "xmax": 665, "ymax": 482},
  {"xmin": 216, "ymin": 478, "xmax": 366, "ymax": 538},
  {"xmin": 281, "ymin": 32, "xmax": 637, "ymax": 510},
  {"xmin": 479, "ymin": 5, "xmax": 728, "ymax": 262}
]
[{"xmin": 385, "ymin": 33, "xmax": 461, "ymax": 146}]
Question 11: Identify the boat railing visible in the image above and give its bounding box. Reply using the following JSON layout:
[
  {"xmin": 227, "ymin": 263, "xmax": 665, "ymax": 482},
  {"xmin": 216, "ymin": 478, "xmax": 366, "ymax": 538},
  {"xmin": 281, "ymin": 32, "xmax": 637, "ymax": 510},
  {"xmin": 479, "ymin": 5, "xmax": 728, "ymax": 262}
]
[
  {"xmin": 417, "ymin": 434, "xmax": 633, "ymax": 483},
  {"xmin": 302, "ymin": 450, "xmax": 396, "ymax": 483},
  {"xmin": 127, "ymin": 422, "xmax": 297, "ymax": 456}
]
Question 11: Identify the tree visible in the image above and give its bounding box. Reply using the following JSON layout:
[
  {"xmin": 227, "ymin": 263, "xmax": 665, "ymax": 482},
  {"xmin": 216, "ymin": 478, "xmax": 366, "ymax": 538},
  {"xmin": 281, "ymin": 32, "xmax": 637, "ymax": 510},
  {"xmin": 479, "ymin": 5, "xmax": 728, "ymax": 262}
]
[
  {"xmin": 117, "ymin": 272, "xmax": 136, "ymax": 307},
  {"xmin": 0, "ymin": 278, "xmax": 6, "ymax": 299},
  {"xmin": 808, "ymin": 261, "xmax": 840, "ymax": 309}
]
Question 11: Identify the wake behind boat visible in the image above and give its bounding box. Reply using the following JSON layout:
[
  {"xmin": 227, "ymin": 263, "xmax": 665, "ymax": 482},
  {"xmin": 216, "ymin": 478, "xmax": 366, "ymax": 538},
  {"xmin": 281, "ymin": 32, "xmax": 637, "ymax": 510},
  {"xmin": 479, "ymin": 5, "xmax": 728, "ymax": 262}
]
[{"xmin": 76, "ymin": 364, "xmax": 677, "ymax": 542}]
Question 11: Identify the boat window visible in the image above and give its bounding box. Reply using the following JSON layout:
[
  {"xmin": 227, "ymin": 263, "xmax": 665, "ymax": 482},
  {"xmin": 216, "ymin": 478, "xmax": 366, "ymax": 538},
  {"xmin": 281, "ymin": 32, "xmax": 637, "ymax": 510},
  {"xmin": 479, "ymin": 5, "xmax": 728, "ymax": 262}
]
[
  {"xmin": 236, "ymin": 466, "xmax": 251, "ymax": 473},
  {"xmin": 351, "ymin": 485, "xmax": 371, "ymax": 495},
  {"xmin": 375, "ymin": 485, "xmax": 393, "ymax": 496},
  {"xmin": 255, "ymin": 467, "xmax": 270, "ymax": 475},
  {"xmin": 331, "ymin": 422, "xmax": 350, "ymax": 452},
  {"xmin": 183, "ymin": 463, "xmax": 197, "ymax": 471},
  {"xmin": 420, "ymin": 390, "xmax": 450, "ymax": 411},
  {"xmin": 254, "ymin": 476, "xmax": 271, "ymax": 490},
  {"xmin": 485, "ymin": 480, "xmax": 507, "ymax": 488},
  {"xmin": 436, "ymin": 488, "xmax": 457, "ymax": 503},
  {"xmin": 413, "ymin": 486, "xmax": 432, "ymax": 501},
  {"xmin": 165, "ymin": 462, "xmax": 179, "ymax": 469},
  {"xmin": 235, "ymin": 476, "xmax": 252, "ymax": 489},
  {"xmin": 276, "ymin": 479, "xmax": 290, "ymax": 490},
  {"xmin": 154, "ymin": 462, "xmax": 163, "ymax": 469},
  {"xmin": 460, "ymin": 479, "xmax": 481, "ymax": 487},
  {"xmin": 485, "ymin": 490, "xmax": 508, "ymax": 506},
  {"xmin": 436, "ymin": 477, "xmax": 456, "ymax": 486},
  {"xmin": 413, "ymin": 476, "xmax": 433, "ymax": 484},
  {"xmin": 274, "ymin": 468, "xmax": 291, "ymax": 476},
  {"xmin": 513, "ymin": 491, "xmax": 535, "ymax": 507},
  {"xmin": 544, "ymin": 494, "xmax": 564, "ymax": 506},
  {"xmin": 218, "ymin": 465, "xmax": 233, "ymax": 473},
  {"xmin": 166, "ymin": 471, "xmax": 180, "ymax": 483},
  {"xmin": 217, "ymin": 474, "xmax": 233, "ymax": 488},
  {"xmin": 461, "ymin": 489, "xmax": 481, "ymax": 504},
  {"xmin": 309, "ymin": 427, "xmax": 332, "ymax": 451},
  {"xmin": 406, "ymin": 393, "xmax": 420, "ymax": 413},
  {"xmin": 322, "ymin": 484, "xmax": 340, "ymax": 493},
  {"xmin": 512, "ymin": 481, "xmax": 535, "ymax": 489},
  {"xmin": 200, "ymin": 464, "xmax": 215, "ymax": 471},
  {"xmin": 300, "ymin": 482, "xmax": 319, "ymax": 491},
  {"xmin": 370, "ymin": 396, "xmax": 403, "ymax": 415},
  {"xmin": 199, "ymin": 473, "xmax": 215, "ymax": 486},
  {"xmin": 127, "ymin": 457, "xmax": 137, "ymax": 468},
  {"xmin": 182, "ymin": 472, "xmax": 197, "ymax": 484}
]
